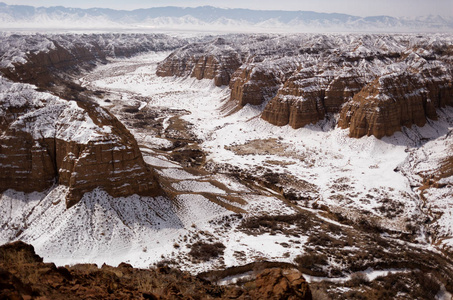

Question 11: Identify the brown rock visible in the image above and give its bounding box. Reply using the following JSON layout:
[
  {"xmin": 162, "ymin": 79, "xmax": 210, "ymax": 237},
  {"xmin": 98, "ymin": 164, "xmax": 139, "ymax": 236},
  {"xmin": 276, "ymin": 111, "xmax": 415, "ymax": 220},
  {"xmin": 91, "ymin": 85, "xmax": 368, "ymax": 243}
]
[
  {"xmin": 261, "ymin": 68, "xmax": 328, "ymax": 129},
  {"xmin": 338, "ymin": 69, "xmax": 453, "ymax": 138},
  {"xmin": 324, "ymin": 73, "xmax": 365, "ymax": 113},
  {"xmin": 0, "ymin": 241, "xmax": 43, "ymax": 264},
  {"xmin": 0, "ymin": 242, "xmax": 315, "ymax": 300},
  {"xmin": 1, "ymin": 43, "xmax": 106, "ymax": 89},
  {"xmin": 0, "ymin": 81, "xmax": 161, "ymax": 208},
  {"xmin": 251, "ymin": 268, "xmax": 312, "ymax": 300},
  {"xmin": 156, "ymin": 38, "xmax": 242, "ymax": 87},
  {"xmin": 229, "ymin": 65, "xmax": 281, "ymax": 106}
]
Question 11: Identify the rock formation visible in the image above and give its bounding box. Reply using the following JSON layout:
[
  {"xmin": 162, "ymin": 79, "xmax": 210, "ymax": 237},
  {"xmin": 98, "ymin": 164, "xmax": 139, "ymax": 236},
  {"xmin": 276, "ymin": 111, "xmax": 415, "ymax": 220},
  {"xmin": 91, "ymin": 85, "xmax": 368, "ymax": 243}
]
[
  {"xmin": 158, "ymin": 34, "xmax": 453, "ymax": 138},
  {"xmin": 229, "ymin": 58, "xmax": 300, "ymax": 107},
  {"xmin": 261, "ymin": 67, "xmax": 329, "ymax": 128},
  {"xmin": 156, "ymin": 38, "xmax": 242, "ymax": 86},
  {"xmin": 0, "ymin": 33, "xmax": 187, "ymax": 206},
  {"xmin": 339, "ymin": 61, "xmax": 453, "ymax": 138},
  {"xmin": 0, "ymin": 241, "xmax": 312, "ymax": 299},
  {"xmin": 0, "ymin": 33, "xmax": 186, "ymax": 96},
  {"xmin": 0, "ymin": 78, "xmax": 160, "ymax": 208},
  {"xmin": 229, "ymin": 65, "xmax": 281, "ymax": 106},
  {"xmin": 251, "ymin": 268, "xmax": 312, "ymax": 300}
]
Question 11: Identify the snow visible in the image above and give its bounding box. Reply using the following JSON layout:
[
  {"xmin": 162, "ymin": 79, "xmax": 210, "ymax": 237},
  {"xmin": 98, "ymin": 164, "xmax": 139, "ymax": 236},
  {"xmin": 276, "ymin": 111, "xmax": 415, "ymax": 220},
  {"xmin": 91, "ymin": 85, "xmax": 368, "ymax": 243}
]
[
  {"xmin": 1, "ymin": 33, "xmax": 452, "ymax": 278},
  {"xmin": 84, "ymin": 50, "xmax": 429, "ymax": 229},
  {"xmin": 0, "ymin": 76, "xmax": 115, "ymax": 144},
  {"xmin": 157, "ymin": 168, "xmax": 200, "ymax": 180},
  {"xmin": 1, "ymin": 4, "xmax": 452, "ymax": 33},
  {"xmin": 172, "ymin": 181, "xmax": 226, "ymax": 194}
]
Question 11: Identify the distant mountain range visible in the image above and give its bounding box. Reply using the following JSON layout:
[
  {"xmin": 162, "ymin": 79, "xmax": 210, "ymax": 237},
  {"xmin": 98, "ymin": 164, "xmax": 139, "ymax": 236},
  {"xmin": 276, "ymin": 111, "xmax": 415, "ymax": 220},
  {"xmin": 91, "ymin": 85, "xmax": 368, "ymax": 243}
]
[{"xmin": 0, "ymin": 2, "xmax": 452, "ymax": 32}]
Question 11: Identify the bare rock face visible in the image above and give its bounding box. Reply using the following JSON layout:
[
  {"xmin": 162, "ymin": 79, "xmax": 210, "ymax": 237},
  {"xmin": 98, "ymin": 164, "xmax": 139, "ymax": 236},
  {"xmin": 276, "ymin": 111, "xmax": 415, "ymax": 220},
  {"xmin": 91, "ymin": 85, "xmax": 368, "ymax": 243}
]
[
  {"xmin": 0, "ymin": 78, "xmax": 160, "ymax": 208},
  {"xmin": 251, "ymin": 268, "xmax": 312, "ymax": 300},
  {"xmin": 160, "ymin": 34, "xmax": 453, "ymax": 139},
  {"xmin": 156, "ymin": 38, "xmax": 242, "ymax": 87},
  {"xmin": 0, "ymin": 242, "xmax": 314, "ymax": 300},
  {"xmin": 229, "ymin": 65, "xmax": 281, "ymax": 106},
  {"xmin": 229, "ymin": 58, "xmax": 300, "ymax": 107},
  {"xmin": 261, "ymin": 67, "xmax": 329, "ymax": 128},
  {"xmin": 324, "ymin": 72, "xmax": 365, "ymax": 113},
  {"xmin": 0, "ymin": 33, "xmax": 186, "ymax": 100},
  {"xmin": 339, "ymin": 63, "xmax": 453, "ymax": 138},
  {"xmin": 2, "ymin": 43, "xmax": 106, "ymax": 89}
]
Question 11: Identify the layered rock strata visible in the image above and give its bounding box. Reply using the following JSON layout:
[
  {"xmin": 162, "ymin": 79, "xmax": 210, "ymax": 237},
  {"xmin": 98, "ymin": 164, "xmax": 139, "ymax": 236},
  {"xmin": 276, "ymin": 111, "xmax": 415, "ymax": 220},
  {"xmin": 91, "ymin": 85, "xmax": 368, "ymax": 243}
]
[
  {"xmin": 262, "ymin": 67, "xmax": 329, "ymax": 128},
  {"xmin": 158, "ymin": 34, "xmax": 453, "ymax": 138},
  {"xmin": 0, "ymin": 241, "xmax": 312, "ymax": 300},
  {"xmin": 339, "ymin": 65, "xmax": 453, "ymax": 138},
  {"xmin": 229, "ymin": 65, "xmax": 281, "ymax": 106},
  {"xmin": 0, "ymin": 77, "xmax": 160, "ymax": 208},
  {"xmin": 229, "ymin": 58, "xmax": 301, "ymax": 107},
  {"xmin": 0, "ymin": 33, "xmax": 186, "ymax": 94},
  {"xmin": 156, "ymin": 38, "xmax": 242, "ymax": 86}
]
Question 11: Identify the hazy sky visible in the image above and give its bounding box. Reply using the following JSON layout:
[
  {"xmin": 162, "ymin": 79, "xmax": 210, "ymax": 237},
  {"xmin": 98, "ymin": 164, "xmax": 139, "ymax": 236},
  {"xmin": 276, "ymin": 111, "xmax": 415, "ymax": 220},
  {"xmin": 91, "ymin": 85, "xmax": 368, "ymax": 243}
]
[{"xmin": 2, "ymin": 0, "xmax": 453, "ymax": 18}]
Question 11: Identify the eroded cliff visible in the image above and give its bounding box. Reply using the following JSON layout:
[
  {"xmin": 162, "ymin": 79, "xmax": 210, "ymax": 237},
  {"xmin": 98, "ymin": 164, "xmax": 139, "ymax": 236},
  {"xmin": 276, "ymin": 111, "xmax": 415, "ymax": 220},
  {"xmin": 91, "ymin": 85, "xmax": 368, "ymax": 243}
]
[
  {"xmin": 156, "ymin": 38, "xmax": 242, "ymax": 86},
  {"xmin": 339, "ymin": 57, "xmax": 453, "ymax": 138},
  {"xmin": 157, "ymin": 34, "xmax": 453, "ymax": 138},
  {"xmin": 0, "ymin": 77, "xmax": 160, "ymax": 208}
]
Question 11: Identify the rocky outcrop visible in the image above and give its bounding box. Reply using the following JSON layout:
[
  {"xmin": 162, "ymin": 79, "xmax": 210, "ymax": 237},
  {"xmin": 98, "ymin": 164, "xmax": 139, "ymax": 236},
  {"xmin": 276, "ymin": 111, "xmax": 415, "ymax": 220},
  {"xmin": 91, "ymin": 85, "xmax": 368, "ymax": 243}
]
[
  {"xmin": 0, "ymin": 34, "xmax": 186, "ymax": 206},
  {"xmin": 2, "ymin": 43, "xmax": 106, "ymax": 89},
  {"xmin": 0, "ymin": 241, "xmax": 312, "ymax": 300},
  {"xmin": 229, "ymin": 65, "xmax": 281, "ymax": 106},
  {"xmin": 261, "ymin": 67, "xmax": 329, "ymax": 128},
  {"xmin": 229, "ymin": 58, "xmax": 300, "ymax": 107},
  {"xmin": 158, "ymin": 34, "xmax": 453, "ymax": 138},
  {"xmin": 0, "ymin": 33, "xmax": 186, "ymax": 96},
  {"xmin": 251, "ymin": 268, "xmax": 312, "ymax": 300},
  {"xmin": 338, "ymin": 64, "xmax": 453, "ymax": 138},
  {"xmin": 324, "ymin": 72, "xmax": 365, "ymax": 113},
  {"xmin": 156, "ymin": 38, "xmax": 242, "ymax": 87},
  {"xmin": 0, "ymin": 78, "xmax": 160, "ymax": 208}
]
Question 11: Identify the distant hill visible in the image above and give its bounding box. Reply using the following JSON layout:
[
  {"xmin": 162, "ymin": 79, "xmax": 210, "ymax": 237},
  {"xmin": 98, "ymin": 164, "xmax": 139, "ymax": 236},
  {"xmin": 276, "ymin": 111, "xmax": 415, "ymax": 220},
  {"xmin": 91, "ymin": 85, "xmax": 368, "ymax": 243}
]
[{"xmin": 0, "ymin": 2, "xmax": 452, "ymax": 32}]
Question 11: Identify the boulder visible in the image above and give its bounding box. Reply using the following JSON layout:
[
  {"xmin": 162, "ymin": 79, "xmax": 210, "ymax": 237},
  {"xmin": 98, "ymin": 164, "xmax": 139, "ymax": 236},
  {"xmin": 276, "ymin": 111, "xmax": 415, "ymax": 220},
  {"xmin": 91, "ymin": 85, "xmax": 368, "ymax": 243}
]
[{"xmin": 251, "ymin": 268, "xmax": 312, "ymax": 300}]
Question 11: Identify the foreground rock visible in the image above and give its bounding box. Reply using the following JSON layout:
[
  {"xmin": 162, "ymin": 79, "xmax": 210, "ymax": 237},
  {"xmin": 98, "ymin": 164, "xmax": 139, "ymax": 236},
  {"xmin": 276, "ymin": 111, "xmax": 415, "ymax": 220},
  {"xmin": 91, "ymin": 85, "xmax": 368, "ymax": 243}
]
[
  {"xmin": 0, "ymin": 241, "xmax": 312, "ymax": 299},
  {"xmin": 0, "ymin": 77, "xmax": 161, "ymax": 207},
  {"xmin": 251, "ymin": 268, "xmax": 312, "ymax": 300}
]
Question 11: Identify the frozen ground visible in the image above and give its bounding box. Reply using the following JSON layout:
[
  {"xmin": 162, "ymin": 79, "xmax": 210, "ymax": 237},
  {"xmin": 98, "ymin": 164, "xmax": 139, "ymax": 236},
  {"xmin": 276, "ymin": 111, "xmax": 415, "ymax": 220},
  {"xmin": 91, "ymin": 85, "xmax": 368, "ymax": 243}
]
[
  {"xmin": 85, "ymin": 52, "xmax": 453, "ymax": 235},
  {"xmin": 1, "ymin": 51, "xmax": 452, "ymax": 284}
]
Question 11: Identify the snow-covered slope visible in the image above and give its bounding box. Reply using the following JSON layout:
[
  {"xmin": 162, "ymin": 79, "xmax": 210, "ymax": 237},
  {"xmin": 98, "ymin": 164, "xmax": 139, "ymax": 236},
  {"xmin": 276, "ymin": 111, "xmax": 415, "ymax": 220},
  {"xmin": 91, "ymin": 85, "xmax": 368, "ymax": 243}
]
[
  {"xmin": 0, "ymin": 3, "xmax": 452, "ymax": 32},
  {"xmin": 0, "ymin": 32, "xmax": 186, "ymax": 70}
]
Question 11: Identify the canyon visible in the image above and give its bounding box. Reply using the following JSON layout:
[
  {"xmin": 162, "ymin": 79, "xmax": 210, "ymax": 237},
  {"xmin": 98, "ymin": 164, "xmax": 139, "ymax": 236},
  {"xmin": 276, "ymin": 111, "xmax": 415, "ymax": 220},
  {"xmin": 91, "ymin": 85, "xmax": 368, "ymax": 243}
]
[
  {"xmin": 0, "ymin": 32, "xmax": 452, "ymax": 299},
  {"xmin": 157, "ymin": 34, "xmax": 453, "ymax": 138}
]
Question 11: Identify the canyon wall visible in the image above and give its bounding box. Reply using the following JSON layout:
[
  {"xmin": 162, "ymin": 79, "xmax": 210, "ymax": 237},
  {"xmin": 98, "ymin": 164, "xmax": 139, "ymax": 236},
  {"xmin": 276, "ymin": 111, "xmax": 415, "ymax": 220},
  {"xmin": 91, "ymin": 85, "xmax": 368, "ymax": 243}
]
[
  {"xmin": 156, "ymin": 38, "xmax": 242, "ymax": 87},
  {"xmin": 157, "ymin": 35, "xmax": 453, "ymax": 138},
  {"xmin": 0, "ymin": 78, "xmax": 160, "ymax": 208}
]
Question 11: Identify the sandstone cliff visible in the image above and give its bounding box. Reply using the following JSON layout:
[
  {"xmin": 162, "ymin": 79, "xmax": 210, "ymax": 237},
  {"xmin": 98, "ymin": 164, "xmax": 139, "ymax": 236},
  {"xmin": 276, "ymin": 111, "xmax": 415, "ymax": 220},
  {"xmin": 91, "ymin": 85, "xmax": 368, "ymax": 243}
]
[
  {"xmin": 157, "ymin": 34, "xmax": 453, "ymax": 138},
  {"xmin": 0, "ymin": 33, "xmax": 186, "ymax": 97},
  {"xmin": 0, "ymin": 77, "xmax": 160, "ymax": 208},
  {"xmin": 229, "ymin": 58, "xmax": 300, "ymax": 107},
  {"xmin": 156, "ymin": 38, "xmax": 242, "ymax": 86},
  {"xmin": 0, "ymin": 34, "xmax": 186, "ymax": 206},
  {"xmin": 229, "ymin": 64, "xmax": 281, "ymax": 106},
  {"xmin": 339, "ymin": 59, "xmax": 453, "ymax": 138},
  {"xmin": 261, "ymin": 67, "xmax": 328, "ymax": 128}
]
